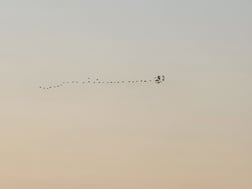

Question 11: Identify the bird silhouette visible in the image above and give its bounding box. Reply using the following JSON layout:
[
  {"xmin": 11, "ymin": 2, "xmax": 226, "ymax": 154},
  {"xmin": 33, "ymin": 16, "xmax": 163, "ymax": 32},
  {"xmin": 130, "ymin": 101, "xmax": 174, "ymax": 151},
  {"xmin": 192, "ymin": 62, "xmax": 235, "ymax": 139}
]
[{"xmin": 39, "ymin": 75, "xmax": 165, "ymax": 90}]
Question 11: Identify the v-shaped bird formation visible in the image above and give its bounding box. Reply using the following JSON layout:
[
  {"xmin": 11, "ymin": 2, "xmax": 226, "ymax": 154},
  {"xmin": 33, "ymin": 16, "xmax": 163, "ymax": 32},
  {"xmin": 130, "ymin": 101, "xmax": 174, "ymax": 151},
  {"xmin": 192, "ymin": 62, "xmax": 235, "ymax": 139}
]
[{"xmin": 39, "ymin": 75, "xmax": 165, "ymax": 90}]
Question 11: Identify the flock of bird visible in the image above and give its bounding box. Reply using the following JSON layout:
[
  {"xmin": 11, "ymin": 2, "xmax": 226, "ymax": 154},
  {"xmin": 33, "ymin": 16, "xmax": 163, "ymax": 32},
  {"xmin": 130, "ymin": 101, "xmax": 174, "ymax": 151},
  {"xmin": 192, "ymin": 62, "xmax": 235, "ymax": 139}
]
[{"xmin": 39, "ymin": 75, "xmax": 165, "ymax": 90}]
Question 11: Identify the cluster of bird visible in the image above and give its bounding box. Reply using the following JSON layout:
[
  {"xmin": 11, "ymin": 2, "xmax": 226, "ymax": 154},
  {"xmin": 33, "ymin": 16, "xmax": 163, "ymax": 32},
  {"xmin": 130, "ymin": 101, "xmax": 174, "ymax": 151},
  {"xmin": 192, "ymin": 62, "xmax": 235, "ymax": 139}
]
[{"xmin": 39, "ymin": 75, "xmax": 165, "ymax": 90}]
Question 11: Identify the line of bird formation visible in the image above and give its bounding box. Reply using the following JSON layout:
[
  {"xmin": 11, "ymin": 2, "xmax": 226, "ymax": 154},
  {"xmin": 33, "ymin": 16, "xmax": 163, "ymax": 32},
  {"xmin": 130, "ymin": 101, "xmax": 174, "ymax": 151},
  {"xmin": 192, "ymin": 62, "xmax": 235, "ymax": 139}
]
[{"xmin": 39, "ymin": 75, "xmax": 165, "ymax": 90}]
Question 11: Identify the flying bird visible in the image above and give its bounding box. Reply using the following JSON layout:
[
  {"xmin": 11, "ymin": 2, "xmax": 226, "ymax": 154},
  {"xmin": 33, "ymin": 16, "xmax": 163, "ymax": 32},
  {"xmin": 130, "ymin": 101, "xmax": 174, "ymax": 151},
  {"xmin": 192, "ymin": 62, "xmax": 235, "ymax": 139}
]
[{"xmin": 39, "ymin": 75, "xmax": 165, "ymax": 91}]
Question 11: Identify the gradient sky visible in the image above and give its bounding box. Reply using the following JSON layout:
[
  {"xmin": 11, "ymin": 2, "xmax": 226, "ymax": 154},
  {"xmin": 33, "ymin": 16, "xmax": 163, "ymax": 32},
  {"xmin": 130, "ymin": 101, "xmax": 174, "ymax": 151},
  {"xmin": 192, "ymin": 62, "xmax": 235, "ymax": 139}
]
[{"xmin": 0, "ymin": 0, "xmax": 251, "ymax": 189}]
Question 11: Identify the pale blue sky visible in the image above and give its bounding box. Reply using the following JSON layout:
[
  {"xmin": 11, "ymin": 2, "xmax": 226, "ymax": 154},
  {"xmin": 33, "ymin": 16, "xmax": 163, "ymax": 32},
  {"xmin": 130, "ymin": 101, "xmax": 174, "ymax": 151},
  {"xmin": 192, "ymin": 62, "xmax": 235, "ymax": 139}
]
[
  {"xmin": 0, "ymin": 1, "xmax": 252, "ymax": 188},
  {"xmin": 0, "ymin": 0, "xmax": 251, "ymax": 80}
]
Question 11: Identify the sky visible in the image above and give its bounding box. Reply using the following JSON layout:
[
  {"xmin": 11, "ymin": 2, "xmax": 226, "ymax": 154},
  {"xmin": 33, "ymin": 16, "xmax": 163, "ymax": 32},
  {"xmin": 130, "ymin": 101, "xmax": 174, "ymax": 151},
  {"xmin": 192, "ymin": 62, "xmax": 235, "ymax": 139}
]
[{"xmin": 0, "ymin": 0, "xmax": 251, "ymax": 188}]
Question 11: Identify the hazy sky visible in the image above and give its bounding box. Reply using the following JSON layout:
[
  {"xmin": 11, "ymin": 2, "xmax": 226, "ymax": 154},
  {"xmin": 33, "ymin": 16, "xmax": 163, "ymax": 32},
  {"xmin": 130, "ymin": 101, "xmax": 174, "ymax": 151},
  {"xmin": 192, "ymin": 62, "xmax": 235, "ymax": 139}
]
[{"xmin": 0, "ymin": 0, "xmax": 251, "ymax": 188}]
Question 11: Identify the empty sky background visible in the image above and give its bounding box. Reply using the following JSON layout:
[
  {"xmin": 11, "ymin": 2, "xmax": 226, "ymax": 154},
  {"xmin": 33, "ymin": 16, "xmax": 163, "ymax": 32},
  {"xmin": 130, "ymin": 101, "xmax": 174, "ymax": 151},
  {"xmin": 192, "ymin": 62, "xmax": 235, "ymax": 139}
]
[{"xmin": 0, "ymin": 0, "xmax": 251, "ymax": 188}]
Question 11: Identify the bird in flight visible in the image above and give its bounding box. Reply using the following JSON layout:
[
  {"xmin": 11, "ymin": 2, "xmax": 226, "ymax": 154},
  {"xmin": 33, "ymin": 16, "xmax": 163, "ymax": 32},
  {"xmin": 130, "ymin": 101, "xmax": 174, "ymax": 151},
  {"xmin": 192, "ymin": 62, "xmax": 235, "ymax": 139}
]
[{"xmin": 39, "ymin": 75, "xmax": 165, "ymax": 90}]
